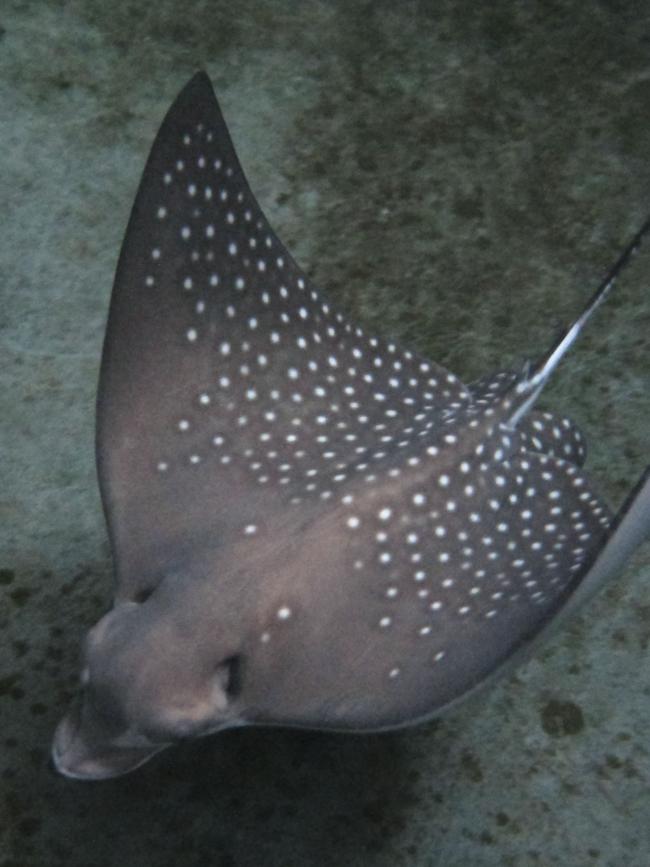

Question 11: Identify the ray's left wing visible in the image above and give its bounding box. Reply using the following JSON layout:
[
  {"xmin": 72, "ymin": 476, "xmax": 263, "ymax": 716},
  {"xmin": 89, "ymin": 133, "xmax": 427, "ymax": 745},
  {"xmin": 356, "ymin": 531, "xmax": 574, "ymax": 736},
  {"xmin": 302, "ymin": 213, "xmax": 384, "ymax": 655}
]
[{"xmin": 96, "ymin": 72, "xmax": 472, "ymax": 599}]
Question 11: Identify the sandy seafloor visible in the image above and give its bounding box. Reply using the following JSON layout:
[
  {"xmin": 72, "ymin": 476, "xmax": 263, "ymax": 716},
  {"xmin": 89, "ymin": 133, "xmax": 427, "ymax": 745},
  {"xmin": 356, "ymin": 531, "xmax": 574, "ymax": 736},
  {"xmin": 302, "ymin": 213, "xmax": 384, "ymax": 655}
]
[{"xmin": 1, "ymin": 2, "xmax": 649, "ymax": 865}]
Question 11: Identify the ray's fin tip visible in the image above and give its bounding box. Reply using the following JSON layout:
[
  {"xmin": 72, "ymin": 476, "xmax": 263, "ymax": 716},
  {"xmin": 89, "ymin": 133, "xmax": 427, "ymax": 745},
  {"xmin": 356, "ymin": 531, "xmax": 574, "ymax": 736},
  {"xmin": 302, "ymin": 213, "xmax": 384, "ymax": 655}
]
[
  {"xmin": 173, "ymin": 69, "xmax": 215, "ymax": 105},
  {"xmin": 187, "ymin": 68, "xmax": 211, "ymax": 87}
]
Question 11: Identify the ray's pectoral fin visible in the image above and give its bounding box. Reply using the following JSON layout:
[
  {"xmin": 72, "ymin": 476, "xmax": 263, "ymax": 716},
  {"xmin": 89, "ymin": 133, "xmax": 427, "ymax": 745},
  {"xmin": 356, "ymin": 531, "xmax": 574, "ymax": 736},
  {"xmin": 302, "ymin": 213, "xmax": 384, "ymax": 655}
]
[
  {"xmin": 94, "ymin": 68, "xmax": 470, "ymax": 605},
  {"xmin": 470, "ymin": 465, "xmax": 650, "ymax": 695},
  {"xmin": 552, "ymin": 466, "xmax": 650, "ymax": 629},
  {"xmin": 94, "ymin": 71, "xmax": 297, "ymax": 600}
]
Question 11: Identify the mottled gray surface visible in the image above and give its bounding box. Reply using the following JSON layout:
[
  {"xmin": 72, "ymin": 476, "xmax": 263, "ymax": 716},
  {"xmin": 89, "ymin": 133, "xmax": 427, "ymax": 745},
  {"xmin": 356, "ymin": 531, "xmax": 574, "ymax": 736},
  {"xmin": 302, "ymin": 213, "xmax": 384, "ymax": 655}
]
[{"xmin": 1, "ymin": 2, "xmax": 649, "ymax": 865}]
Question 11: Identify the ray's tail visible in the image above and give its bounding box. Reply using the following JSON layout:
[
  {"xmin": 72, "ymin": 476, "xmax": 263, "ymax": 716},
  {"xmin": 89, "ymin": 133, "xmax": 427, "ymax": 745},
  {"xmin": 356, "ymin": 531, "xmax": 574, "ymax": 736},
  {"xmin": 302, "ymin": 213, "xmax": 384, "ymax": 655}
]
[{"xmin": 508, "ymin": 215, "xmax": 650, "ymax": 426}]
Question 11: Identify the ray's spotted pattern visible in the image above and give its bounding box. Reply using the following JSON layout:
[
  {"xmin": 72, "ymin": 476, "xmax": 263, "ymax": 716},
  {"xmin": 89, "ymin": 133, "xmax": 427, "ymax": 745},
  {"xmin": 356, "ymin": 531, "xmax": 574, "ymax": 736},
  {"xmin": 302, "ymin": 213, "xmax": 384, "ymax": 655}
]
[
  {"xmin": 52, "ymin": 72, "xmax": 649, "ymax": 780},
  {"xmin": 141, "ymin": 102, "xmax": 606, "ymax": 636}
]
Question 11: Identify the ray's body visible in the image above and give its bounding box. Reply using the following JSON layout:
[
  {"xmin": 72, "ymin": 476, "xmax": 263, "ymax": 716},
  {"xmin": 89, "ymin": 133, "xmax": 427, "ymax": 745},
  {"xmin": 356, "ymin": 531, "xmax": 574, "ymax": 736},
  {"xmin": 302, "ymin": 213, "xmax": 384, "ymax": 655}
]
[{"xmin": 52, "ymin": 73, "xmax": 650, "ymax": 780}]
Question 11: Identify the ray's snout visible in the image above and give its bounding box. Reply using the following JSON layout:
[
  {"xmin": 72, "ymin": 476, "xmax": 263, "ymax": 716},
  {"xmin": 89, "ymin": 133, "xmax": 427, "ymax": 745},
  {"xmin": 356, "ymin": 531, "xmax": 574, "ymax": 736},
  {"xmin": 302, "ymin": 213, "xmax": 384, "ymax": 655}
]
[
  {"xmin": 52, "ymin": 701, "xmax": 163, "ymax": 781},
  {"xmin": 51, "ymin": 597, "xmax": 245, "ymax": 780}
]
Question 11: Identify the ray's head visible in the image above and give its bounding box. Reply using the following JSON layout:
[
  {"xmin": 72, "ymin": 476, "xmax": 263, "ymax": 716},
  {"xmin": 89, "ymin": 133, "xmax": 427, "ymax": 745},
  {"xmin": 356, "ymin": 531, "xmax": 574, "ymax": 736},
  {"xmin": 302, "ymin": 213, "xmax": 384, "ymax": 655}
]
[{"xmin": 52, "ymin": 596, "xmax": 243, "ymax": 780}]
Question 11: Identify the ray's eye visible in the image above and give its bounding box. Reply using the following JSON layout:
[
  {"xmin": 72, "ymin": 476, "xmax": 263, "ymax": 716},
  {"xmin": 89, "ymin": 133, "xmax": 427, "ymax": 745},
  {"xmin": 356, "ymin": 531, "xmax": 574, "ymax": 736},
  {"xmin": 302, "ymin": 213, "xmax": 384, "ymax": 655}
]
[{"xmin": 218, "ymin": 654, "xmax": 243, "ymax": 700}]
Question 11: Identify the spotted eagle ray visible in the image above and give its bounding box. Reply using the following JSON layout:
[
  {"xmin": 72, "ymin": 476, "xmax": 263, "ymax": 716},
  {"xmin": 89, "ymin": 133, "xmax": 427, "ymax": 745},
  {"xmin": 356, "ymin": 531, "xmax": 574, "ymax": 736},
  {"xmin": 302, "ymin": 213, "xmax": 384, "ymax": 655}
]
[{"xmin": 51, "ymin": 71, "xmax": 650, "ymax": 780}]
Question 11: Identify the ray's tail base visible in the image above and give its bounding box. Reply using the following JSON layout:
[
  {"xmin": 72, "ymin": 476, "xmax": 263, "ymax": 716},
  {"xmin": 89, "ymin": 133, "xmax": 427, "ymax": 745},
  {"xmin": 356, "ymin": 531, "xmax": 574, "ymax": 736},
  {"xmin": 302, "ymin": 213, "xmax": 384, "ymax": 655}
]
[{"xmin": 507, "ymin": 215, "xmax": 650, "ymax": 427}]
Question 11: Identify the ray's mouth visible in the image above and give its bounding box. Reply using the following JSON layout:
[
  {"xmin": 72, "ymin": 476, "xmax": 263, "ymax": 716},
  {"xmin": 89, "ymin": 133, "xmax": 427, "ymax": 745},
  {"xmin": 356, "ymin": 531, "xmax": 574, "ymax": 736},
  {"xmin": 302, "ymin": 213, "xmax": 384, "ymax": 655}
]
[
  {"xmin": 51, "ymin": 704, "xmax": 94, "ymax": 780},
  {"xmin": 51, "ymin": 704, "xmax": 164, "ymax": 781},
  {"xmin": 52, "ymin": 702, "xmax": 82, "ymax": 765}
]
